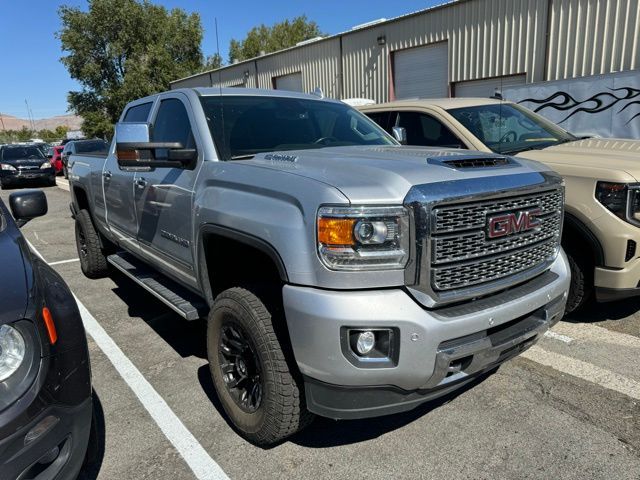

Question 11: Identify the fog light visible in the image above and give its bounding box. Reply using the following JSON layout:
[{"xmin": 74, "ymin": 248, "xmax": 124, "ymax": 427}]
[{"xmin": 356, "ymin": 331, "xmax": 375, "ymax": 355}]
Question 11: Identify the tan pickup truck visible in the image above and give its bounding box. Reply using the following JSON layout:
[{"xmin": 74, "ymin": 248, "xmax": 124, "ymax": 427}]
[{"xmin": 360, "ymin": 98, "xmax": 640, "ymax": 313}]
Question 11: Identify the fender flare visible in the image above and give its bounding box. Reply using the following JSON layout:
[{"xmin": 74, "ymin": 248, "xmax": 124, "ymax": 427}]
[
  {"xmin": 562, "ymin": 212, "xmax": 605, "ymax": 267},
  {"xmin": 197, "ymin": 224, "xmax": 289, "ymax": 306}
]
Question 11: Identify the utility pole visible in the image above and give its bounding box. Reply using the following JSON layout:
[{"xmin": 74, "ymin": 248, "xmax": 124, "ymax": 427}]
[{"xmin": 25, "ymin": 99, "xmax": 35, "ymax": 134}]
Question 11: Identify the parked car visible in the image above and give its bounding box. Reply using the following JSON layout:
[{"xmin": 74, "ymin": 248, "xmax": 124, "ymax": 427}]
[
  {"xmin": 61, "ymin": 140, "xmax": 109, "ymax": 179},
  {"xmin": 360, "ymin": 98, "xmax": 640, "ymax": 313},
  {"xmin": 0, "ymin": 145, "xmax": 56, "ymax": 188},
  {"xmin": 68, "ymin": 88, "xmax": 569, "ymax": 446},
  {"xmin": 0, "ymin": 190, "xmax": 92, "ymax": 479},
  {"xmin": 48, "ymin": 145, "xmax": 65, "ymax": 175}
]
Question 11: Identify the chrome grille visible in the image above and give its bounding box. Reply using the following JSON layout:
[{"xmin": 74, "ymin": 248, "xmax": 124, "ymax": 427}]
[
  {"xmin": 433, "ymin": 190, "xmax": 563, "ymax": 234},
  {"xmin": 430, "ymin": 188, "xmax": 563, "ymax": 292}
]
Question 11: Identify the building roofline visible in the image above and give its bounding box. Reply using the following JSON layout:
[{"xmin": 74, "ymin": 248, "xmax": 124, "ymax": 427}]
[{"xmin": 171, "ymin": 0, "xmax": 462, "ymax": 85}]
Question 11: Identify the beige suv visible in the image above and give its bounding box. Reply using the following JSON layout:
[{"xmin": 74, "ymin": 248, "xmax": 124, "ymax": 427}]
[{"xmin": 360, "ymin": 98, "xmax": 640, "ymax": 313}]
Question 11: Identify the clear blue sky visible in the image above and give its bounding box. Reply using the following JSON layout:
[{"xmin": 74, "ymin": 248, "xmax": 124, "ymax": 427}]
[{"xmin": 0, "ymin": 0, "xmax": 441, "ymax": 119}]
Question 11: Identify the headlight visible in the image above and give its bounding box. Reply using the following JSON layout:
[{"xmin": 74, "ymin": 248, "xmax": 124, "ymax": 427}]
[
  {"xmin": 0, "ymin": 163, "xmax": 16, "ymax": 171},
  {"xmin": 0, "ymin": 324, "xmax": 26, "ymax": 382},
  {"xmin": 317, "ymin": 206, "xmax": 409, "ymax": 270},
  {"xmin": 596, "ymin": 182, "xmax": 640, "ymax": 226},
  {"xmin": 40, "ymin": 161, "xmax": 51, "ymax": 169}
]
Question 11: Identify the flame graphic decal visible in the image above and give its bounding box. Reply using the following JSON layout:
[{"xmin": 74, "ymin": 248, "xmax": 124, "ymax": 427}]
[{"xmin": 518, "ymin": 87, "xmax": 640, "ymax": 125}]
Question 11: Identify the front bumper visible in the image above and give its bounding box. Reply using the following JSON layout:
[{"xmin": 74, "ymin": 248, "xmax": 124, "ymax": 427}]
[
  {"xmin": 0, "ymin": 169, "xmax": 55, "ymax": 184},
  {"xmin": 283, "ymin": 251, "xmax": 570, "ymax": 419}
]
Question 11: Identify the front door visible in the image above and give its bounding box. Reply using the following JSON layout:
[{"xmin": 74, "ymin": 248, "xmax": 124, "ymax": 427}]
[{"xmin": 134, "ymin": 94, "xmax": 201, "ymax": 287}]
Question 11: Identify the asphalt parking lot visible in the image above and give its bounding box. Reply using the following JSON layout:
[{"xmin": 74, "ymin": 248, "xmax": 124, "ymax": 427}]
[{"xmin": 2, "ymin": 182, "xmax": 639, "ymax": 480}]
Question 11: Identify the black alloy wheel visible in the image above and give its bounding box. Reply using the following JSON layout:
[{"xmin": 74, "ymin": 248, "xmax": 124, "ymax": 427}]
[{"xmin": 218, "ymin": 322, "xmax": 263, "ymax": 413}]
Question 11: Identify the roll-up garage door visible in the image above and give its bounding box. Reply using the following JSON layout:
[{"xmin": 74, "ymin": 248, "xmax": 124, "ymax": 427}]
[
  {"xmin": 393, "ymin": 42, "xmax": 449, "ymax": 99},
  {"xmin": 274, "ymin": 72, "xmax": 303, "ymax": 92},
  {"xmin": 454, "ymin": 74, "xmax": 526, "ymax": 98}
]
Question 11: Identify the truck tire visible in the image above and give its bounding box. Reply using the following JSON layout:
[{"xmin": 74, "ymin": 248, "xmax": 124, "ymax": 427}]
[
  {"xmin": 207, "ymin": 287, "xmax": 313, "ymax": 446},
  {"xmin": 565, "ymin": 252, "xmax": 592, "ymax": 314},
  {"xmin": 75, "ymin": 209, "xmax": 109, "ymax": 279}
]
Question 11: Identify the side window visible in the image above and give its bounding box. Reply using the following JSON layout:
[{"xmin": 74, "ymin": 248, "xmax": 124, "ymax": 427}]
[
  {"xmin": 152, "ymin": 98, "xmax": 195, "ymax": 160},
  {"xmin": 396, "ymin": 111, "xmax": 465, "ymax": 148},
  {"xmin": 365, "ymin": 111, "xmax": 392, "ymax": 133},
  {"xmin": 123, "ymin": 102, "xmax": 153, "ymax": 123}
]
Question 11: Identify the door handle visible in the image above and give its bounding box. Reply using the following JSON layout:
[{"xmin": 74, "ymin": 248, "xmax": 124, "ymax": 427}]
[
  {"xmin": 102, "ymin": 170, "xmax": 112, "ymax": 180},
  {"xmin": 135, "ymin": 178, "xmax": 148, "ymax": 189}
]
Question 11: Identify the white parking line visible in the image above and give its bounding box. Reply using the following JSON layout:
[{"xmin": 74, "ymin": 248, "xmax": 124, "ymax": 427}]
[
  {"xmin": 48, "ymin": 258, "xmax": 80, "ymax": 266},
  {"xmin": 553, "ymin": 321, "xmax": 640, "ymax": 349},
  {"xmin": 522, "ymin": 345, "xmax": 640, "ymax": 401},
  {"xmin": 26, "ymin": 240, "xmax": 229, "ymax": 480},
  {"xmin": 56, "ymin": 178, "xmax": 70, "ymax": 192},
  {"xmin": 543, "ymin": 330, "xmax": 574, "ymax": 344}
]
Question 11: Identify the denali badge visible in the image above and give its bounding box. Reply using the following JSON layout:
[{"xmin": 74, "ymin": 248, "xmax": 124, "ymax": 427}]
[{"xmin": 487, "ymin": 208, "xmax": 542, "ymax": 239}]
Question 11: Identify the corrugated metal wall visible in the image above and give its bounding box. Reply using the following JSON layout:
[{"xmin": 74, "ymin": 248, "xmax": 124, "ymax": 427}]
[
  {"xmin": 342, "ymin": 0, "xmax": 548, "ymax": 102},
  {"xmin": 171, "ymin": 0, "xmax": 639, "ymax": 101},
  {"xmin": 255, "ymin": 37, "xmax": 341, "ymax": 96},
  {"xmin": 546, "ymin": 0, "xmax": 640, "ymax": 80}
]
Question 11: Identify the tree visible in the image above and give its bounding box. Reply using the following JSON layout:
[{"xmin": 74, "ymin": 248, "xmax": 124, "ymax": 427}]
[
  {"xmin": 229, "ymin": 16, "xmax": 322, "ymax": 63},
  {"xmin": 58, "ymin": 0, "xmax": 205, "ymax": 138},
  {"xmin": 204, "ymin": 53, "xmax": 223, "ymax": 71}
]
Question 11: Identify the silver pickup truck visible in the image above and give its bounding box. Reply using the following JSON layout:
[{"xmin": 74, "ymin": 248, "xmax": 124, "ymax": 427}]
[{"xmin": 68, "ymin": 88, "xmax": 570, "ymax": 446}]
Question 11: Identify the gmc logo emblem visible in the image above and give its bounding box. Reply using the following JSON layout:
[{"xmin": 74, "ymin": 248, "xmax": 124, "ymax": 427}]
[{"xmin": 487, "ymin": 209, "xmax": 542, "ymax": 239}]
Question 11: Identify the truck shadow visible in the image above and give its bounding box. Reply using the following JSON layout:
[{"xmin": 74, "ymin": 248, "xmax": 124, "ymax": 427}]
[
  {"xmin": 109, "ymin": 271, "xmax": 208, "ymax": 359},
  {"xmin": 564, "ymin": 297, "xmax": 640, "ymax": 323},
  {"xmin": 109, "ymin": 272, "xmax": 499, "ymax": 448},
  {"xmin": 197, "ymin": 365, "xmax": 497, "ymax": 449}
]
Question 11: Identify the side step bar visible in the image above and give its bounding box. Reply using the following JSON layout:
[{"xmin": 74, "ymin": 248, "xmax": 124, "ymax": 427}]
[{"xmin": 107, "ymin": 252, "xmax": 208, "ymax": 321}]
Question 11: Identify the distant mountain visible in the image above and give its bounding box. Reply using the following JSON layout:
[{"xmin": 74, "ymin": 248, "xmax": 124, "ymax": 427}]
[{"xmin": 0, "ymin": 113, "xmax": 82, "ymax": 131}]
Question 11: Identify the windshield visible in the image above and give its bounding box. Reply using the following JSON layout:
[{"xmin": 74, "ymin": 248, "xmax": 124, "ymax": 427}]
[
  {"xmin": 75, "ymin": 140, "xmax": 109, "ymax": 153},
  {"xmin": 1, "ymin": 146, "xmax": 45, "ymax": 161},
  {"xmin": 200, "ymin": 95, "xmax": 395, "ymax": 160},
  {"xmin": 448, "ymin": 103, "xmax": 576, "ymax": 154}
]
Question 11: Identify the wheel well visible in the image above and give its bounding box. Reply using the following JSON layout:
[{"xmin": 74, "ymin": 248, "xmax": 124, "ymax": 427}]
[
  {"xmin": 201, "ymin": 232, "xmax": 286, "ymax": 302},
  {"xmin": 73, "ymin": 186, "xmax": 90, "ymax": 213},
  {"xmin": 561, "ymin": 214, "xmax": 603, "ymax": 268}
]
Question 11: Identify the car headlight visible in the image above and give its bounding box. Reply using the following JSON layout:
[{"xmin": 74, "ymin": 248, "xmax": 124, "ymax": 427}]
[
  {"xmin": 317, "ymin": 206, "xmax": 409, "ymax": 270},
  {"xmin": 0, "ymin": 163, "xmax": 16, "ymax": 171},
  {"xmin": 40, "ymin": 161, "xmax": 51, "ymax": 169},
  {"xmin": 595, "ymin": 182, "xmax": 640, "ymax": 226},
  {"xmin": 0, "ymin": 324, "xmax": 26, "ymax": 382}
]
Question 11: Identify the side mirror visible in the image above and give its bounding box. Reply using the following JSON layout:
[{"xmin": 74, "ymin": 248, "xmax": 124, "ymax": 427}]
[
  {"xmin": 115, "ymin": 122, "xmax": 197, "ymax": 169},
  {"xmin": 9, "ymin": 190, "xmax": 48, "ymax": 228},
  {"xmin": 392, "ymin": 126, "xmax": 407, "ymax": 145}
]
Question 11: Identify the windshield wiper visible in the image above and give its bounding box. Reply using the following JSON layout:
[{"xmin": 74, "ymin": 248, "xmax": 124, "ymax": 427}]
[{"xmin": 230, "ymin": 154, "xmax": 255, "ymax": 160}]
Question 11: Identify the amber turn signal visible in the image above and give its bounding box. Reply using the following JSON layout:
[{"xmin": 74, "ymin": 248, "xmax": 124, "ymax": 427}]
[
  {"xmin": 116, "ymin": 149, "xmax": 139, "ymax": 161},
  {"xmin": 41, "ymin": 307, "xmax": 58, "ymax": 345},
  {"xmin": 318, "ymin": 217, "xmax": 356, "ymax": 246}
]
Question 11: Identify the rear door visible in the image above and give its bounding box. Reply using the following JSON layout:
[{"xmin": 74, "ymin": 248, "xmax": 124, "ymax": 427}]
[
  {"xmin": 133, "ymin": 93, "xmax": 202, "ymax": 286},
  {"xmin": 103, "ymin": 100, "xmax": 154, "ymax": 252}
]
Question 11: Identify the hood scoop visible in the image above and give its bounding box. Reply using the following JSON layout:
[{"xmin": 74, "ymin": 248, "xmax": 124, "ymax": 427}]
[{"xmin": 428, "ymin": 155, "xmax": 517, "ymax": 169}]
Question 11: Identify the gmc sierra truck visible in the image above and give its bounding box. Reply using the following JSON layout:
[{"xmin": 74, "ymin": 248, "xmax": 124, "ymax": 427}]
[
  {"xmin": 360, "ymin": 98, "xmax": 640, "ymax": 313},
  {"xmin": 68, "ymin": 88, "xmax": 570, "ymax": 446}
]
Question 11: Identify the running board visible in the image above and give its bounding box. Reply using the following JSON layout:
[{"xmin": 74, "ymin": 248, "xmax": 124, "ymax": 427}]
[{"xmin": 107, "ymin": 252, "xmax": 208, "ymax": 321}]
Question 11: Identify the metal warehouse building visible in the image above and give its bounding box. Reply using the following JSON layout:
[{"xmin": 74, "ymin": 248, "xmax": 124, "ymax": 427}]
[{"xmin": 171, "ymin": 0, "xmax": 640, "ymax": 102}]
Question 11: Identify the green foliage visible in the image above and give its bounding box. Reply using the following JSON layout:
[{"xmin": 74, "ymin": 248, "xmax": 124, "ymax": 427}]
[
  {"xmin": 229, "ymin": 16, "xmax": 322, "ymax": 63},
  {"xmin": 58, "ymin": 0, "xmax": 205, "ymax": 138},
  {"xmin": 204, "ymin": 53, "xmax": 223, "ymax": 71},
  {"xmin": 0, "ymin": 126, "xmax": 69, "ymax": 144}
]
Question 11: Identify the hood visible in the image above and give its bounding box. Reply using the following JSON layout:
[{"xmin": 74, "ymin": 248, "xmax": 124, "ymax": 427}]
[
  {"xmin": 518, "ymin": 138, "xmax": 640, "ymax": 181},
  {"xmin": 0, "ymin": 214, "xmax": 28, "ymax": 323},
  {"xmin": 244, "ymin": 145, "xmax": 552, "ymax": 203}
]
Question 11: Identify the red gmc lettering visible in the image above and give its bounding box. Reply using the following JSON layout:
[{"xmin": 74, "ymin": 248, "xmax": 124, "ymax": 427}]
[{"xmin": 487, "ymin": 209, "xmax": 542, "ymax": 239}]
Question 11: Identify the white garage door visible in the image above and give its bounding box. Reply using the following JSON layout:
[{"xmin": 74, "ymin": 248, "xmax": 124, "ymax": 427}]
[
  {"xmin": 455, "ymin": 74, "xmax": 527, "ymax": 98},
  {"xmin": 274, "ymin": 72, "xmax": 303, "ymax": 92},
  {"xmin": 393, "ymin": 43, "xmax": 449, "ymax": 99}
]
